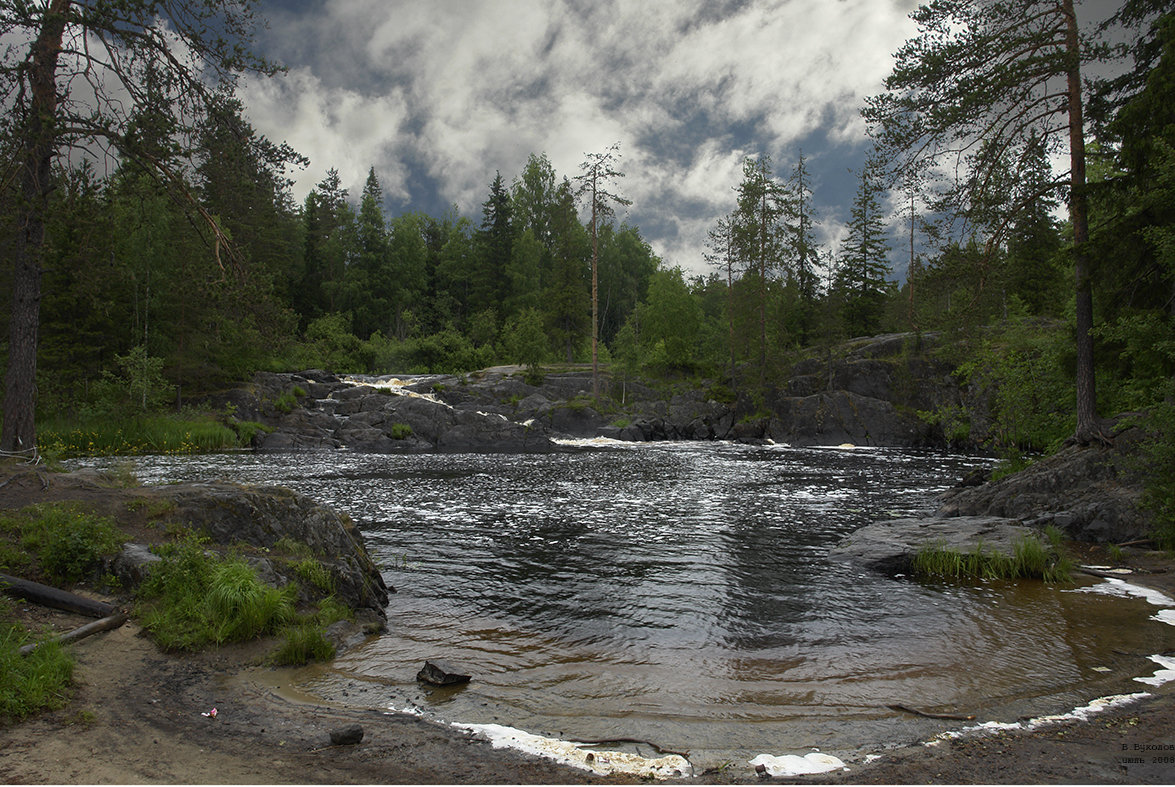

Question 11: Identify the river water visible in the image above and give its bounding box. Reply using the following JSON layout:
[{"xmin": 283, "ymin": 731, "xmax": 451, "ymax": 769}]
[{"xmin": 74, "ymin": 443, "xmax": 1175, "ymax": 770}]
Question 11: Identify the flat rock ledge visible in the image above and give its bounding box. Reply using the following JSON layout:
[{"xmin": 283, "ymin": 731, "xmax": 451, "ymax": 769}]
[{"xmin": 830, "ymin": 515, "xmax": 1036, "ymax": 575}]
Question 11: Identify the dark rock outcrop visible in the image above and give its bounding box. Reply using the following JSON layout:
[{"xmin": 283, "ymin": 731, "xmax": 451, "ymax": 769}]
[
  {"xmin": 936, "ymin": 421, "xmax": 1152, "ymax": 544},
  {"xmin": 212, "ymin": 332, "xmax": 975, "ymax": 452},
  {"xmin": 159, "ymin": 481, "xmax": 390, "ymax": 619}
]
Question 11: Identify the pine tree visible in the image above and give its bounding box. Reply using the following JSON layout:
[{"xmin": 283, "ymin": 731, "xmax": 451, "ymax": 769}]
[
  {"xmin": 575, "ymin": 142, "xmax": 631, "ymax": 398},
  {"xmin": 732, "ymin": 155, "xmax": 789, "ymax": 385},
  {"xmin": 862, "ymin": 0, "xmax": 1158, "ymax": 442},
  {"xmin": 476, "ymin": 172, "xmax": 512, "ymax": 314}
]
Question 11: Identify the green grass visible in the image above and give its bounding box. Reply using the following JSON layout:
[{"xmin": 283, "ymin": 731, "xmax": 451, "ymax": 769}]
[
  {"xmin": 136, "ymin": 537, "xmax": 294, "ymax": 651},
  {"xmin": 290, "ymin": 558, "xmax": 334, "ymax": 594},
  {"xmin": 135, "ymin": 536, "xmax": 347, "ymax": 666},
  {"xmin": 0, "ymin": 503, "xmax": 124, "ymax": 584},
  {"xmin": 39, "ymin": 414, "xmax": 239, "ymax": 457},
  {"xmin": 271, "ymin": 621, "xmax": 335, "ymax": 666},
  {"xmin": 390, "ymin": 422, "xmax": 413, "ymax": 440},
  {"xmin": 912, "ymin": 532, "xmax": 1072, "ymax": 583},
  {"xmin": 0, "ymin": 611, "xmax": 74, "ymax": 721}
]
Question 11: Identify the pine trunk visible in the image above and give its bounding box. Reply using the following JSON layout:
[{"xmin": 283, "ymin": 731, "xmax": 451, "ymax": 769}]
[
  {"xmin": 1, "ymin": 1, "xmax": 70, "ymax": 456},
  {"xmin": 1063, "ymin": 0, "xmax": 1099, "ymax": 443}
]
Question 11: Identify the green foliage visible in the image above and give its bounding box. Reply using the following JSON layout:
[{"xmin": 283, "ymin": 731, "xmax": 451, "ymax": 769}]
[
  {"xmin": 390, "ymin": 422, "xmax": 413, "ymax": 440},
  {"xmin": 314, "ymin": 596, "xmax": 354, "ymax": 627},
  {"xmin": 273, "ymin": 536, "xmax": 316, "ymax": 560},
  {"xmin": 273, "ymin": 391, "xmax": 297, "ymax": 414},
  {"xmin": 0, "ymin": 620, "xmax": 74, "ymax": 721},
  {"xmin": 136, "ymin": 537, "xmax": 293, "ymax": 651},
  {"xmin": 955, "ymin": 306, "xmax": 1073, "ymax": 453},
  {"xmin": 917, "ymin": 404, "xmax": 972, "ymax": 447},
  {"xmin": 990, "ymin": 453, "xmax": 1033, "ymax": 482},
  {"xmin": 502, "ymin": 307, "xmax": 549, "ymax": 371},
  {"xmin": 1136, "ymin": 397, "xmax": 1175, "ymax": 549},
  {"xmin": 228, "ymin": 419, "xmax": 273, "ymax": 446},
  {"xmin": 0, "ymin": 504, "xmax": 124, "ymax": 584},
  {"xmin": 290, "ymin": 558, "xmax": 334, "ymax": 593}
]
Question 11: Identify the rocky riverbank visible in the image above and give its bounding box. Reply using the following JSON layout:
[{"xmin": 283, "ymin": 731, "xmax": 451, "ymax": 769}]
[
  {"xmin": 215, "ymin": 333, "xmax": 970, "ymax": 453},
  {"xmin": 832, "ymin": 414, "xmax": 1159, "ymax": 578}
]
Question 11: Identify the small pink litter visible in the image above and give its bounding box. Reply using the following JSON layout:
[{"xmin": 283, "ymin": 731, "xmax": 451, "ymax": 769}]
[{"xmin": 201, "ymin": 708, "xmax": 218, "ymax": 718}]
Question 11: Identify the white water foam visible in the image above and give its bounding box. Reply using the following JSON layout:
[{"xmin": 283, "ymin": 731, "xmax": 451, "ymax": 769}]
[
  {"xmin": 919, "ymin": 577, "xmax": 1175, "ymax": 752},
  {"xmin": 927, "ymin": 692, "xmax": 1151, "ymax": 746},
  {"xmin": 748, "ymin": 751, "xmax": 847, "ymax": 776},
  {"xmin": 1070, "ymin": 576, "xmax": 1175, "ymax": 630},
  {"xmin": 453, "ymin": 722, "xmax": 692, "ymax": 779}
]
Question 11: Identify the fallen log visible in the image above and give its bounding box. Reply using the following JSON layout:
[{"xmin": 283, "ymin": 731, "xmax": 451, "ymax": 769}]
[
  {"xmin": 0, "ymin": 573, "xmax": 117, "ymax": 618},
  {"xmin": 18, "ymin": 613, "xmax": 128, "ymax": 656}
]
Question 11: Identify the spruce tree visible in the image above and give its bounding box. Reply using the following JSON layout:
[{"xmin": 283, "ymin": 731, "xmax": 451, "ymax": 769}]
[{"xmin": 836, "ymin": 164, "xmax": 893, "ymax": 337}]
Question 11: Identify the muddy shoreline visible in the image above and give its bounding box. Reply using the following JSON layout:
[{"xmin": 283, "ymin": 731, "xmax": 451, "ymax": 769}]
[{"xmin": 3, "ymin": 572, "xmax": 1175, "ymax": 784}]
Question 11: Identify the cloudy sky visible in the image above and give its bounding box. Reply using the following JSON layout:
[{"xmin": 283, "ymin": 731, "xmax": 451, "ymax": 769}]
[{"xmin": 239, "ymin": 0, "xmax": 925, "ymax": 278}]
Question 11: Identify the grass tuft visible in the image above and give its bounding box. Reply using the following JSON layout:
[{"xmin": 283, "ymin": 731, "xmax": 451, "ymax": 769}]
[
  {"xmin": 0, "ymin": 607, "xmax": 74, "ymax": 720},
  {"xmin": 271, "ymin": 621, "xmax": 335, "ymax": 666},
  {"xmin": 912, "ymin": 532, "xmax": 1072, "ymax": 583},
  {"xmin": 136, "ymin": 537, "xmax": 294, "ymax": 651}
]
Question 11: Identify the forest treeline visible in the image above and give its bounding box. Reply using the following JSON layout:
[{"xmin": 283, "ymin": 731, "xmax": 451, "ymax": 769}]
[{"xmin": 0, "ymin": 1, "xmax": 1172, "ymax": 466}]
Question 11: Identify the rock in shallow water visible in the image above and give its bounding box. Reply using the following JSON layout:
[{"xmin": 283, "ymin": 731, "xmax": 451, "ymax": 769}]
[
  {"xmin": 416, "ymin": 659, "xmax": 472, "ymax": 686},
  {"xmin": 830, "ymin": 515, "xmax": 1034, "ymax": 574}
]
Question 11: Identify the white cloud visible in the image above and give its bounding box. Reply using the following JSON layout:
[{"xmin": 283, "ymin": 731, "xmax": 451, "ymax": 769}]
[
  {"xmin": 238, "ymin": 66, "xmax": 412, "ymax": 202},
  {"xmin": 245, "ymin": 0, "xmax": 921, "ymax": 273}
]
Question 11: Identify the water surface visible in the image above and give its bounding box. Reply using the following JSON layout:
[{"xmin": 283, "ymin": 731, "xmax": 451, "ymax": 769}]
[{"xmin": 75, "ymin": 443, "xmax": 1175, "ymax": 767}]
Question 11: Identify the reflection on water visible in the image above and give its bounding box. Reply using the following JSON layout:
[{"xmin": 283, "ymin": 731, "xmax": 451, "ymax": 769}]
[{"xmin": 73, "ymin": 443, "xmax": 1175, "ymax": 766}]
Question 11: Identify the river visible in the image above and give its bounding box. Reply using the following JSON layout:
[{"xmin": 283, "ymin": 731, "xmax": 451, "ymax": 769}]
[{"xmin": 72, "ymin": 442, "xmax": 1175, "ymax": 770}]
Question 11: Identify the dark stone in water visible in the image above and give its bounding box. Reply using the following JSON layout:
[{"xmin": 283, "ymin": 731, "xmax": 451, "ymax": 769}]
[
  {"xmin": 329, "ymin": 725, "xmax": 364, "ymax": 746},
  {"xmin": 417, "ymin": 659, "xmax": 472, "ymax": 686}
]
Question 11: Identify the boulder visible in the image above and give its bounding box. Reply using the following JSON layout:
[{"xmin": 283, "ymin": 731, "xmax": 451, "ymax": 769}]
[
  {"xmin": 329, "ymin": 725, "xmax": 364, "ymax": 746},
  {"xmin": 831, "ymin": 515, "xmax": 1036, "ymax": 575},
  {"xmin": 417, "ymin": 659, "xmax": 472, "ymax": 686}
]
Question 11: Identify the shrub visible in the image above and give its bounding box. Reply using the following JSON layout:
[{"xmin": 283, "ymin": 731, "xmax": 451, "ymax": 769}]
[
  {"xmin": 273, "ymin": 391, "xmax": 297, "ymax": 414},
  {"xmin": 390, "ymin": 422, "xmax": 413, "ymax": 440},
  {"xmin": 2, "ymin": 504, "xmax": 124, "ymax": 584}
]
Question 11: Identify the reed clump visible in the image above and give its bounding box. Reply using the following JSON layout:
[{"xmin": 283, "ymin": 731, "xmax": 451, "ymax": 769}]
[
  {"xmin": 912, "ymin": 527, "xmax": 1072, "ymax": 583},
  {"xmin": 39, "ymin": 415, "xmax": 239, "ymax": 457}
]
